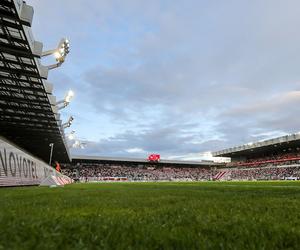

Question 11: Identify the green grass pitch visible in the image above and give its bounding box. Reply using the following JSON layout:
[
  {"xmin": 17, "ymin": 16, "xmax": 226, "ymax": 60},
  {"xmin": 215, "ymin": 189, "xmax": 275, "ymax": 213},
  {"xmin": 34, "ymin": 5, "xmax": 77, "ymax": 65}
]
[{"xmin": 1, "ymin": 181, "xmax": 300, "ymax": 249}]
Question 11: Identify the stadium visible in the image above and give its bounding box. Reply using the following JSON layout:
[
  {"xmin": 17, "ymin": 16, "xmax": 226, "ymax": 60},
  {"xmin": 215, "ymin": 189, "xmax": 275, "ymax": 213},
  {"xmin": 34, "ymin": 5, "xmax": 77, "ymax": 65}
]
[{"xmin": 1, "ymin": 1, "xmax": 300, "ymax": 249}]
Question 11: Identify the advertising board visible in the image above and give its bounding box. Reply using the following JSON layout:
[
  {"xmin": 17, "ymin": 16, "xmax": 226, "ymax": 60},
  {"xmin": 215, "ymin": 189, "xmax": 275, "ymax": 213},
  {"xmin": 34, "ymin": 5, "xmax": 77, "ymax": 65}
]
[{"xmin": 0, "ymin": 137, "xmax": 67, "ymax": 187}]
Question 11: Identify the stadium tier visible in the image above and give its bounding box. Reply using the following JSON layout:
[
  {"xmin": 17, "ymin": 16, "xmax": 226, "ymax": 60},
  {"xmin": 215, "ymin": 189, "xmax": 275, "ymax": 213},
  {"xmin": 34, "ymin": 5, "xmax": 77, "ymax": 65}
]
[
  {"xmin": 213, "ymin": 133, "xmax": 300, "ymax": 165},
  {"xmin": 71, "ymin": 155, "xmax": 222, "ymax": 167},
  {"xmin": 212, "ymin": 133, "xmax": 300, "ymax": 159},
  {"xmin": 0, "ymin": 0, "xmax": 73, "ymax": 186},
  {"xmin": 62, "ymin": 160, "xmax": 300, "ymax": 182},
  {"xmin": 63, "ymin": 156, "xmax": 225, "ymax": 182},
  {"xmin": 0, "ymin": 0, "xmax": 70, "ymax": 163},
  {"xmin": 64, "ymin": 135, "xmax": 300, "ymax": 182}
]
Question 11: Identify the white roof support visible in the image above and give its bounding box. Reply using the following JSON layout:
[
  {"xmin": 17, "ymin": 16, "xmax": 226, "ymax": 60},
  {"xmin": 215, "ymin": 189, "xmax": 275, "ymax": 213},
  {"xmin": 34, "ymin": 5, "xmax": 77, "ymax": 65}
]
[
  {"xmin": 36, "ymin": 60, "xmax": 49, "ymax": 79},
  {"xmin": 13, "ymin": 0, "xmax": 34, "ymax": 26},
  {"xmin": 43, "ymin": 81, "xmax": 54, "ymax": 94},
  {"xmin": 47, "ymin": 95, "xmax": 57, "ymax": 106}
]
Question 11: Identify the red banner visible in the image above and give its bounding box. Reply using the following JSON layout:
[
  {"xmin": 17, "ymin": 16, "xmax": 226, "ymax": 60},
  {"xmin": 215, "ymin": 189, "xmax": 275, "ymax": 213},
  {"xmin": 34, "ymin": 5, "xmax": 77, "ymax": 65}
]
[{"xmin": 148, "ymin": 154, "xmax": 160, "ymax": 162}]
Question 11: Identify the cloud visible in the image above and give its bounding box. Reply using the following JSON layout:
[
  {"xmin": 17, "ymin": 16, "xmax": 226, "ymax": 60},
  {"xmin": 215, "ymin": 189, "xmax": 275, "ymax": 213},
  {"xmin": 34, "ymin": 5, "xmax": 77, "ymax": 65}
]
[
  {"xmin": 26, "ymin": 0, "xmax": 300, "ymax": 160},
  {"xmin": 126, "ymin": 148, "xmax": 145, "ymax": 154},
  {"xmin": 226, "ymin": 91, "xmax": 300, "ymax": 116}
]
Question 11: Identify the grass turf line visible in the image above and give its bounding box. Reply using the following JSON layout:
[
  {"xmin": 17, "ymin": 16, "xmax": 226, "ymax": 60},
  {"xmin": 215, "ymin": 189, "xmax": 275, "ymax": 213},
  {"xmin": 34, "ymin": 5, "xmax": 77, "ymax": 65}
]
[{"xmin": 1, "ymin": 181, "xmax": 300, "ymax": 250}]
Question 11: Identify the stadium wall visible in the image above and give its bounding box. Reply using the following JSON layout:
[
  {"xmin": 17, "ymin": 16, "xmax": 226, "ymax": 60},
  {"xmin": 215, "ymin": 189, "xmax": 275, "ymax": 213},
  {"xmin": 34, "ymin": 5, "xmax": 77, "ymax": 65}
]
[{"xmin": 0, "ymin": 137, "xmax": 68, "ymax": 187}]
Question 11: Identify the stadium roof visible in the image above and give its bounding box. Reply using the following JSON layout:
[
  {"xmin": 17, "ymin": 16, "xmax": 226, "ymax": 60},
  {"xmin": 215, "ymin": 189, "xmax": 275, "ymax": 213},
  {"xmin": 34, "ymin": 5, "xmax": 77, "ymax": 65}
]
[
  {"xmin": 72, "ymin": 155, "xmax": 224, "ymax": 167},
  {"xmin": 212, "ymin": 133, "xmax": 300, "ymax": 158},
  {"xmin": 0, "ymin": 0, "xmax": 70, "ymax": 162}
]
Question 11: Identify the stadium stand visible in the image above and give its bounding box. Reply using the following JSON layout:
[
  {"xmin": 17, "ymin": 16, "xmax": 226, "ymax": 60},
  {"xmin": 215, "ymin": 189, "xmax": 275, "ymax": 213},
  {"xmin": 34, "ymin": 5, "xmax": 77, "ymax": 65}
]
[
  {"xmin": 2, "ymin": 1, "xmax": 300, "ymax": 187},
  {"xmin": 213, "ymin": 171, "xmax": 227, "ymax": 180},
  {"xmin": 0, "ymin": 0, "xmax": 71, "ymax": 162},
  {"xmin": 62, "ymin": 165, "xmax": 215, "ymax": 182},
  {"xmin": 63, "ymin": 135, "xmax": 300, "ymax": 183},
  {"xmin": 213, "ymin": 133, "xmax": 300, "ymax": 163},
  {"xmin": 0, "ymin": 0, "xmax": 72, "ymax": 186},
  {"xmin": 62, "ymin": 164, "xmax": 300, "ymax": 182},
  {"xmin": 229, "ymin": 165, "xmax": 300, "ymax": 181},
  {"xmin": 211, "ymin": 133, "xmax": 300, "ymax": 180},
  {"xmin": 61, "ymin": 156, "xmax": 224, "ymax": 182}
]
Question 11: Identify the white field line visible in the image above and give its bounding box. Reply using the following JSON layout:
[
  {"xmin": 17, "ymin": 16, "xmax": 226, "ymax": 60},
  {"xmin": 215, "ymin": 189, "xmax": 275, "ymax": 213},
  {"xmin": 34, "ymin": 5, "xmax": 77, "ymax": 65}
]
[{"xmin": 222, "ymin": 184, "xmax": 300, "ymax": 188}]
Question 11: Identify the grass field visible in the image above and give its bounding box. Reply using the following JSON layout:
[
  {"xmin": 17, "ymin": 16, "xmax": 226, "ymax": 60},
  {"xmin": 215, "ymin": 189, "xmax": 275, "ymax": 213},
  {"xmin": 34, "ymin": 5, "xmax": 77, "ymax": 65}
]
[{"xmin": 1, "ymin": 182, "xmax": 300, "ymax": 250}]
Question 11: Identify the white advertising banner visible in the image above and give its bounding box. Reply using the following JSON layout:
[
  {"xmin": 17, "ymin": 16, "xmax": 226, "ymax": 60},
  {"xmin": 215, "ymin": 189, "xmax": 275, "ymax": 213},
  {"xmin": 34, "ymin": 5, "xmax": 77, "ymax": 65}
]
[{"xmin": 0, "ymin": 137, "xmax": 65, "ymax": 187}]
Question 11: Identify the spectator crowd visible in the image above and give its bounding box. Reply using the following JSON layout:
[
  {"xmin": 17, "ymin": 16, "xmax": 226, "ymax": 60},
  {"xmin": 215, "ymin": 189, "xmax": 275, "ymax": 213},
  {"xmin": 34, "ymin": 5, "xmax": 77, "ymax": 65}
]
[
  {"xmin": 62, "ymin": 163, "xmax": 300, "ymax": 182},
  {"xmin": 228, "ymin": 152, "xmax": 300, "ymax": 168},
  {"xmin": 230, "ymin": 166, "xmax": 300, "ymax": 180},
  {"xmin": 62, "ymin": 165, "xmax": 214, "ymax": 182}
]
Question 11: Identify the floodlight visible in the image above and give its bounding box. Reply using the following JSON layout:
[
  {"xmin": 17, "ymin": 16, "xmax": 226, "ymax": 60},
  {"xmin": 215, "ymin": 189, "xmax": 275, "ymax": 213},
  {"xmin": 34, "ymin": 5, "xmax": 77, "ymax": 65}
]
[
  {"xmin": 56, "ymin": 90, "xmax": 74, "ymax": 110},
  {"xmin": 73, "ymin": 140, "xmax": 80, "ymax": 148},
  {"xmin": 68, "ymin": 134, "xmax": 75, "ymax": 140},
  {"xmin": 67, "ymin": 130, "xmax": 76, "ymax": 140},
  {"xmin": 72, "ymin": 140, "xmax": 86, "ymax": 149},
  {"xmin": 65, "ymin": 90, "xmax": 74, "ymax": 103},
  {"xmin": 62, "ymin": 116, "xmax": 74, "ymax": 129},
  {"xmin": 42, "ymin": 38, "xmax": 70, "ymax": 70},
  {"xmin": 54, "ymin": 51, "xmax": 61, "ymax": 59}
]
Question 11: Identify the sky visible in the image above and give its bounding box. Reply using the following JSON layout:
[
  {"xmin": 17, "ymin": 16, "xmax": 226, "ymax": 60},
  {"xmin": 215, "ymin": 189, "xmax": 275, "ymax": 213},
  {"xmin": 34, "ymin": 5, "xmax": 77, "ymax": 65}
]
[{"xmin": 26, "ymin": 0, "xmax": 300, "ymax": 160}]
